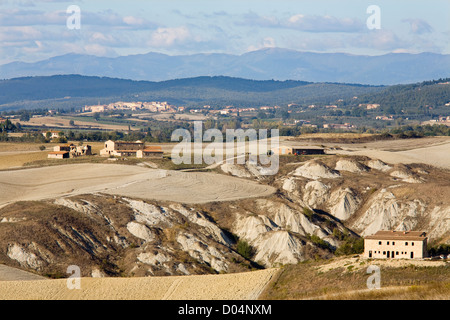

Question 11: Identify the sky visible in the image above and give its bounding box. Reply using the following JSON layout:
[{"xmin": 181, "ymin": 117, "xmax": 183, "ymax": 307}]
[{"xmin": 0, "ymin": 0, "xmax": 449, "ymax": 64}]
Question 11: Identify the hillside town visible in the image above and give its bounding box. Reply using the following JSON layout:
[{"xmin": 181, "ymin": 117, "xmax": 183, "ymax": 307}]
[{"xmin": 83, "ymin": 101, "xmax": 176, "ymax": 113}]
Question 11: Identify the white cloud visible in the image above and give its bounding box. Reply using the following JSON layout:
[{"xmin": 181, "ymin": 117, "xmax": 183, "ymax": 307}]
[
  {"xmin": 0, "ymin": 26, "xmax": 42, "ymax": 41},
  {"xmin": 148, "ymin": 26, "xmax": 191, "ymax": 47},
  {"xmin": 238, "ymin": 11, "xmax": 364, "ymax": 33},
  {"xmin": 123, "ymin": 16, "xmax": 146, "ymax": 26},
  {"xmin": 247, "ymin": 36, "xmax": 276, "ymax": 52},
  {"xmin": 350, "ymin": 29, "xmax": 406, "ymax": 51},
  {"xmin": 402, "ymin": 19, "xmax": 433, "ymax": 34}
]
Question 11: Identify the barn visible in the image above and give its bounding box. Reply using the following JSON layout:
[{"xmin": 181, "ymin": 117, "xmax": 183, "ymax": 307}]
[
  {"xmin": 136, "ymin": 146, "xmax": 164, "ymax": 158},
  {"xmin": 271, "ymin": 145, "xmax": 325, "ymax": 155},
  {"xmin": 47, "ymin": 151, "xmax": 70, "ymax": 159}
]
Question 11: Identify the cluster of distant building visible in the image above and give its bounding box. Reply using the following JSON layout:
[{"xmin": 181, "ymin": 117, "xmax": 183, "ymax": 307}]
[
  {"xmin": 48, "ymin": 143, "xmax": 92, "ymax": 159},
  {"xmin": 83, "ymin": 101, "xmax": 176, "ymax": 113},
  {"xmin": 323, "ymin": 123, "xmax": 356, "ymax": 130},
  {"xmin": 188, "ymin": 105, "xmax": 280, "ymax": 116}
]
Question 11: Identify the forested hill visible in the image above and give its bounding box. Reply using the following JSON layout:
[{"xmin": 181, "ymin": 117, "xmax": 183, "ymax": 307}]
[
  {"xmin": 352, "ymin": 78, "xmax": 450, "ymax": 113},
  {"xmin": 0, "ymin": 75, "xmax": 382, "ymax": 111},
  {"xmin": 1, "ymin": 75, "xmax": 448, "ymax": 113}
]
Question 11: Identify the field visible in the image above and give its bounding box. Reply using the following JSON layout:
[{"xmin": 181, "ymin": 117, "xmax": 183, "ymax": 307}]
[
  {"xmin": 282, "ymin": 135, "xmax": 450, "ymax": 170},
  {"xmin": 11, "ymin": 115, "xmax": 134, "ymax": 131},
  {"xmin": 0, "ymin": 163, "xmax": 276, "ymax": 207},
  {"xmin": 0, "ymin": 141, "xmax": 106, "ymax": 170},
  {"xmin": 0, "ymin": 268, "xmax": 279, "ymax": 300},
  {"xmin": 0, "ymin": 142, "xmax": 53, "ymax": 170}
]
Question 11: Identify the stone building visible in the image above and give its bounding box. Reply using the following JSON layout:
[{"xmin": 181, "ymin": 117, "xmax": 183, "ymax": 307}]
[{"xmin": 364, "ymin": 230, "xmax": 428, "ymax": 259}]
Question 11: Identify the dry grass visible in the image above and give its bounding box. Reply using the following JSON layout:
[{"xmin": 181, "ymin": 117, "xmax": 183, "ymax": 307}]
[
  {"xmin": 320, "ymin": 282, "xmax": 450, "ymax": 300},
  {"xmin": 260, "ymin": 256, "xmax": 450, "ymax": 300},
  {"xmin": 0, "ymin": 151, "xmax": 49, "ymax": 170},
  {"xmin": 0, "ymin": 142, "xmax": 53, "ymax": 152}
]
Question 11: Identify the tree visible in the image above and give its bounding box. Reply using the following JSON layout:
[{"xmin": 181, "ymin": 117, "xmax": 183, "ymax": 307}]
[
  {"xmin": 237, "ymin": 239, "xmax": 254, "ymax": 260},
  {"xmin": 19, "ymin": 112, "xmax": 30, "ymax": 122}
]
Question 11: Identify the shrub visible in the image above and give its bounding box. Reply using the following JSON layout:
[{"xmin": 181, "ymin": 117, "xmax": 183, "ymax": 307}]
[
  {"xmin": 308, "ymin": 234, "xmax": 330, "ymax": 250},
  {"xmin": 303, "ymin": 207, "xmax": 315, "ymax": 220},
  {"xmin": 237, "ymin": 239, "xmax": 254, "ymax": 260},
  {"xmin": 335, "ymin": 237, "xmax": 364, "ymax": 256}
]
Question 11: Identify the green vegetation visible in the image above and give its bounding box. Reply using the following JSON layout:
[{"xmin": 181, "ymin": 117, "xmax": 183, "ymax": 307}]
[
  {"xmin": 333, "ymin": 228, "xmax": 364, "ymax": 256},
  {"xmin": 0, "ymin": 119, "xmax": 19, "ymax": 133},
  {"xmin": 428, "ymin": 243, "xmax": 450, "ymax": 257},
  {"xmin": 388, "ymin": 124, "xmax": 450, "ymax": 137},
  {"xmin": 354, "ymin": 78, "xmax": 450, "ymax": 115},
  {"xmin": 237, "ymin": 239, "xmax": 254, "ymax": 260},
  {"xmin": 302, "ymin": 207, "xmax": 315, "ymax": 221},
  {"xmin": 308, "ymin": 234, "xmax": 330, "ymax": 250}
]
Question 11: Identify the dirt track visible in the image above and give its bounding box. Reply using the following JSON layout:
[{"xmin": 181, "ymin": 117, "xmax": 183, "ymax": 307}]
[
  {"xmin": 0, "ymin": 268, "xmax": 279, "ymax": 300},
  {"xmin": 0, "ymin": 163, "xmax": 275, "ymax": 207}
]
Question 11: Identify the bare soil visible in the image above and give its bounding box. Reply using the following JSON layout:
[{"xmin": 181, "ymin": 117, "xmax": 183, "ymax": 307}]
[{"xmin": 0, "ymin": 268, "xmax": 279, "ymax": 300}]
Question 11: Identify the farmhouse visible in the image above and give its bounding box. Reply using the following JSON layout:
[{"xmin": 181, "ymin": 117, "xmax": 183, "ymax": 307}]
[
  {"xmin": 136, "ymin": 147, "xmax": 164, "ymax": 158},
  {"xmin": 100, "ymin": 140, "xmax": 163, "ymax": 158},
  {"xmin": 42, "ymin": 130, "xmax": 62, "ymax": 140},
  {"xmin": 100, "ymin": 140, "xmax": 145, "ymax": 157},
  {"xmin": 49, "ymin": 144, "xmax": 92, "ymax": 159},
  {"xmin": 364, "ymin": 230, "xmax": 428, "ymax": 259},
  {"xmin": 271, "ymin": 145, "xmax": 325, "ymax": 156}
]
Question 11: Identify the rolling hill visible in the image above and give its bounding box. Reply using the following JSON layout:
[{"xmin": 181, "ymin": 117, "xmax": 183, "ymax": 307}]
[{"xmin": 0, "ymin": 75, "xmax": 383, "ymax": 111}]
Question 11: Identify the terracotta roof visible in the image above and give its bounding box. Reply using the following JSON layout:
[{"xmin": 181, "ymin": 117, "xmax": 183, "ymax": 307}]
[
  {"xmin": 115, "ymin": 141, "xmax": 144, "ymax": 144},
  {"xmin": 115, "ymin": 150, "xmax": 138, "ymax": 153},
  {"xmin": 142, "ymin": 146, "xmax": 163, "ymax": 152},
  {"xmin": 365, "ymin": 230, "xmax": 427, "ymax": 241}
]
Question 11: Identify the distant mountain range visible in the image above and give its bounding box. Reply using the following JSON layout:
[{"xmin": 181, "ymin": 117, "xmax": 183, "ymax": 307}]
[{"xmin": 1, "ymin": 48, "xmax": 449, "ymax": 85}]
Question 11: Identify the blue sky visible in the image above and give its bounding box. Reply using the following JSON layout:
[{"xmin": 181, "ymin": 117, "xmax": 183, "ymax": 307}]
[{"xmin": 0, "ymin": 0, "xmax": 449, "ymax": 64}]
